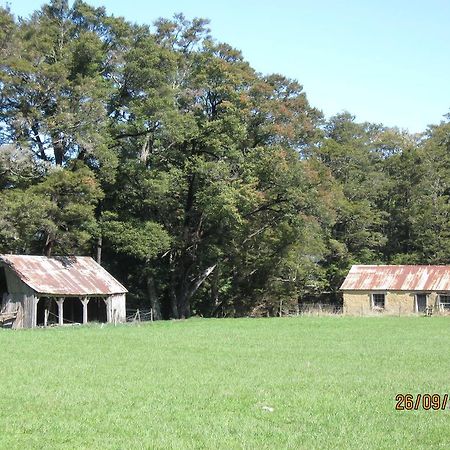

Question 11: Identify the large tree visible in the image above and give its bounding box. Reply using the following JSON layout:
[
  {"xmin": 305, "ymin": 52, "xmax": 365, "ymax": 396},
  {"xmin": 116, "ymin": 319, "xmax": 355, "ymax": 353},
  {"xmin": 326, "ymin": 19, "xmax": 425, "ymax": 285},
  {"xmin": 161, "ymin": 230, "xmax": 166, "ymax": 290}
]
[
  {"xmin": 101, "ymin": 14, "xmax": 336, "ymax": 318},
  {"xmin": 2, "ymin": 1, "xmax": 450, "ymax": 319}
]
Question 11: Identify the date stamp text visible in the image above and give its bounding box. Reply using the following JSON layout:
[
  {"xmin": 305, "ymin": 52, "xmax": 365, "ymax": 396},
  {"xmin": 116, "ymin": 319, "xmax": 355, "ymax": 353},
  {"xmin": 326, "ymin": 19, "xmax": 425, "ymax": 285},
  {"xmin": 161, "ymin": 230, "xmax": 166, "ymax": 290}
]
[{"xmin": 395, "ymin": 394, "xmax": 448, "ymax": 410}]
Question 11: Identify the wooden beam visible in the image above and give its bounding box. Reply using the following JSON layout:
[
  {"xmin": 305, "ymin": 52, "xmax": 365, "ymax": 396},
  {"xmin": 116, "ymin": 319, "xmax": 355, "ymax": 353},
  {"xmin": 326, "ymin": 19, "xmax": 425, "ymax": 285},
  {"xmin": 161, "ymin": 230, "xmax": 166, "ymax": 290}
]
[
  {"xmin": 103, "ymin": 297, "xmax": 112, "ymax": 323},
  {"xmin": 31, "ymin": 295, "xmax": 38, "ymax": 329},
  {"xmin": 80, "ymin": 297, "xmax": 89, "ymax": 324},
  {"xmin": 56, "ymin": 298, "xmax": 64, "ymax": 326}
]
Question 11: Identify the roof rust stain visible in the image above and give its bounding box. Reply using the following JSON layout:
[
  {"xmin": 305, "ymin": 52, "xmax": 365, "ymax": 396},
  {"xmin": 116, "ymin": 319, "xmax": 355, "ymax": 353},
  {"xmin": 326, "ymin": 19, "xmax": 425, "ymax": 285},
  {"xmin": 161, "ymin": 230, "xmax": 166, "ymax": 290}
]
[
  {"xmin": 0, "ymin": 255, "xmax": 127, "ymax": 296},
  {"xmin": 340, "ymin": 265, "xmax": 450, "ymax": 292}
]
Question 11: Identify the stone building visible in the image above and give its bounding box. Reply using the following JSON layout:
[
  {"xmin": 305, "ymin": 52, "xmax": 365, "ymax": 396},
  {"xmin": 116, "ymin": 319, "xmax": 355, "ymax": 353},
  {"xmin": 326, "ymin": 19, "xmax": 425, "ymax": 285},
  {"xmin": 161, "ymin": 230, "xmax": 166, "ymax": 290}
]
[{"xmin": 341, "ymin": 265, "xmax": 450, "ymax": 315}]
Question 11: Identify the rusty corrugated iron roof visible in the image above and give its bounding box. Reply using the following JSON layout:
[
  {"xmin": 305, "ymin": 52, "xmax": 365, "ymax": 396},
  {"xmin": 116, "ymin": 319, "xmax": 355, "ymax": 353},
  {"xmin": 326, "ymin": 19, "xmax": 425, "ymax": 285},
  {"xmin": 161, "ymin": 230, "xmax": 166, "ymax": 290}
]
[
  {"xmin": 340, "ymin": 265, "xmax": 450, "ymax": 292},
  {"xmin": 0, "ymin": 255, "xmax": 127, "ymax": 296}
]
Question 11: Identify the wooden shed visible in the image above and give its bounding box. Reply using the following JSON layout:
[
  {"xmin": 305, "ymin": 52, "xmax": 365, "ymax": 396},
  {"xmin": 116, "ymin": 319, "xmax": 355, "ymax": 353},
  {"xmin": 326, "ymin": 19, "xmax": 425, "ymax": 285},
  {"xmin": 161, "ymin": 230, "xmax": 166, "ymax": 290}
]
[
  {"xmin": 341, "ymin": 265, "xmax": 450, "ymax": 315},
  {"xmin": 0, "ymin": 255, "xmax": 127, "ymax": 329}
]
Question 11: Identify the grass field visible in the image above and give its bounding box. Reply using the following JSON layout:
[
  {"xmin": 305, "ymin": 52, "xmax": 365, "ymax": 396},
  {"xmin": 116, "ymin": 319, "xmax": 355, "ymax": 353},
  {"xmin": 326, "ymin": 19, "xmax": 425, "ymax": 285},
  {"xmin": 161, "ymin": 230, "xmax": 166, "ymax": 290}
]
[{"xmin": 1, "ymin": 316, "xmax": 450, "ymax": 449}]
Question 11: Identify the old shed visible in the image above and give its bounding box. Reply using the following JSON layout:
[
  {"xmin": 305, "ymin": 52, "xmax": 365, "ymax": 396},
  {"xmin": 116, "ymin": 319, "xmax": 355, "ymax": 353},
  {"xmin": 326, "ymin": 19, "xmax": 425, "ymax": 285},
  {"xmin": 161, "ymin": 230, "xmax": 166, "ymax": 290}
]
[
  {"xmin": 341, "ymin": 265, "xmax": 450, "ymax": 315},
  {"xmin": 0, "ymin": 255, "xmax": 127, "ymax": 328}
]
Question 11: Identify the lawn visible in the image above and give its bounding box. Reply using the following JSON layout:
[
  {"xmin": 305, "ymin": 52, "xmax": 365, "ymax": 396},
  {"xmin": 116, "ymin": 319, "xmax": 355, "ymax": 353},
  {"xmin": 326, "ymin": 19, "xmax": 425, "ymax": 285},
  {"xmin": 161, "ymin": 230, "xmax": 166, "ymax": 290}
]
[{"xmin": 0, "ymin": 316, "xmax": 449, "ymax": 449}]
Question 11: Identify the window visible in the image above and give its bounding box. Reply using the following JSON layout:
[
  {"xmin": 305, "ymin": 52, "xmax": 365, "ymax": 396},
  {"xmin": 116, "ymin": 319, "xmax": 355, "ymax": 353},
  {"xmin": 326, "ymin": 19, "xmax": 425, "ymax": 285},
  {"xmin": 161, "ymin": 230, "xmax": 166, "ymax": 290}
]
[
  {"xmin": 372, "ymin": 293, "xmax": 385, "ymax": 309},
  {"xmin": 439, "ymin": 295, "xmax": 450, "ymax": 311}
]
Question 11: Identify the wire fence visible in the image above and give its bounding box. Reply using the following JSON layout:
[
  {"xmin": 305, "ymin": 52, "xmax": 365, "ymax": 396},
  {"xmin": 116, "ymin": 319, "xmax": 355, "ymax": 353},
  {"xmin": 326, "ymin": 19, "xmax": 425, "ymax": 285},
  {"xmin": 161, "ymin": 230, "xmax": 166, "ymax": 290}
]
[
  {"xmin": 40, "ymin": 304, "xmax": 342, "ymax": 327},
  {"xmin": 35, "ymin": 310, "xmax": 83, "ymax": 327},
  {"xmin": 47, "ymin": 310, "xmax": 81, "ymax": 325},
  {"xmin": 36, "ymin": 308, "xmax": 154, "ymax": 327},
  {"xmin": 126, "ymin": 308, "xmax": 154, "ymax": 323}
]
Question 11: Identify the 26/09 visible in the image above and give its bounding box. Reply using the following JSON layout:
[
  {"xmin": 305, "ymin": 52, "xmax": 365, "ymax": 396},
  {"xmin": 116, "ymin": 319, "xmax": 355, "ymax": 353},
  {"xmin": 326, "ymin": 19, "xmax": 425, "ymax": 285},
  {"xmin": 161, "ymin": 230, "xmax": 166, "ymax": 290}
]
[{"xmin": 395, "ymin": 394, "xmax": 448, "ymax": 410}]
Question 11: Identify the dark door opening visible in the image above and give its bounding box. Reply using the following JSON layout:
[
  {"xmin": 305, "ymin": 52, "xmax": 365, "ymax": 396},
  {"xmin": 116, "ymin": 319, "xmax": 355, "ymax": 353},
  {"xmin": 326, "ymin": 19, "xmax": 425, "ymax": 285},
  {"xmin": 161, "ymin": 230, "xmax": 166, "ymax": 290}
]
[
  {"xmin": 87, "ymin": 298, "xmax": 107, "ymax": 323},
  {"xmin": 63, "ymin": 298, "xmax": 83, "ymax": 324},
  {"xmin": 416, "ymin": 294, "xmax": 427, "ymax": 313},
  {"xmin": 36, "ymin": 298, "xmax": 58, "ymax": 326},
  {"xmin": 0, "ymin": 267, "xmax": 8, "ymax": 304}
]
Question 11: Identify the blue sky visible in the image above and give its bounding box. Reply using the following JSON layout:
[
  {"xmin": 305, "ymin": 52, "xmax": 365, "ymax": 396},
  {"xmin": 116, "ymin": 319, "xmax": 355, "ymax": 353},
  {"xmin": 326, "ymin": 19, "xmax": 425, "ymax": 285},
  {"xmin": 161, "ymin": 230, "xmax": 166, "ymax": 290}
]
[{"xmin": 6, "ymin": 0, "xmax": 450, "ymax": 132}]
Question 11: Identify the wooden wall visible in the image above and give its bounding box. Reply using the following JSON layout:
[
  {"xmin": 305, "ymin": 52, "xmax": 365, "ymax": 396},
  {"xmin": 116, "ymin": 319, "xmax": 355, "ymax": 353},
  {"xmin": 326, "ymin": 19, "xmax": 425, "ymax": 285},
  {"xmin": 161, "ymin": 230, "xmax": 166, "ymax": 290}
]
[
  {"xmin": 108, "ymin": 294, "xmax": 126, "ymax": 323},
  {"xmin": 1, "ymin": 264, "xmax": 37, "ymax": 328}
]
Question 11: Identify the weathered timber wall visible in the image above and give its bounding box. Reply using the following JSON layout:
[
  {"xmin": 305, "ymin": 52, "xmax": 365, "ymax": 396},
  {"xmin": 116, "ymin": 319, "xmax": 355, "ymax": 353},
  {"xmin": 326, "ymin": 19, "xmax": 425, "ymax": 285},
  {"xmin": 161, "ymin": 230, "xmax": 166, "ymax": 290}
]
[
  {"xmin": 1, "ymin": 264, "xmax": 37, "ymax": 328},
  {"xmin": 109, "ymin": 294, "xmax": 126, "ymax": 323}
]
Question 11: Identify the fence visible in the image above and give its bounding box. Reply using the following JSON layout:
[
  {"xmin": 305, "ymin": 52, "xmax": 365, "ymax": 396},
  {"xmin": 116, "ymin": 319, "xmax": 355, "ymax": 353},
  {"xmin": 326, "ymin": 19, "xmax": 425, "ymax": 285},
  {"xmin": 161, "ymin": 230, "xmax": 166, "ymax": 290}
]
[
  {"xmin": 250, "ymin": 302, "xmax": 343, "ymax": 317},
  {"xmin": 126, "ymin": 308, "xmax": 154, "ymax": 323}
]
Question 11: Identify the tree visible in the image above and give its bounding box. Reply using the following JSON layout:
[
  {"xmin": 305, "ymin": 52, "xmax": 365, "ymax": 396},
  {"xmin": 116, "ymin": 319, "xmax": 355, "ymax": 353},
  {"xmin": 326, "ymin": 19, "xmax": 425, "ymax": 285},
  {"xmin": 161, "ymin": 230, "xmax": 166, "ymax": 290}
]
[
  {"xmin": 2, "ymin": 1, "xmax": 450, "ymax": 319},
  {"xmin": 0, "ymin": 163, "xmax": 103, "ymax": 256},
  {"xmin": 406, "ymin": 119, "xmax": 450, "ymax": 263},
  {"xmin": 315, "ymin": 113, "xmax": 391, "ymax": 296},
  {"xmin": 0, "ymin": 1, "xmax": 117, "ymax": 180}
]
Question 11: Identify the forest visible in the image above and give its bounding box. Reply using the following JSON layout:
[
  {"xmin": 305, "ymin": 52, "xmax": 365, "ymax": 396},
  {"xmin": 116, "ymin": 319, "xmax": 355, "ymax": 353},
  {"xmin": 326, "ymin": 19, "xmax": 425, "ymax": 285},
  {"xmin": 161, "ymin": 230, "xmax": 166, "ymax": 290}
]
[{"xmin": 1, "ymin": 1, "xmax": 449, "ymax": 319}]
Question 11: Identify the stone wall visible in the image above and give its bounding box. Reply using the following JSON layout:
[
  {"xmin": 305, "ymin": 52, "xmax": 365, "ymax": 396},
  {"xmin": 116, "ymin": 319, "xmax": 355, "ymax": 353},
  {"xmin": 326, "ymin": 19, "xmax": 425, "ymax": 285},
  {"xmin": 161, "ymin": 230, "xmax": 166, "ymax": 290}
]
[{"xmin": 343, "ymin": 290, "xmax": 440, "ymax": 315}]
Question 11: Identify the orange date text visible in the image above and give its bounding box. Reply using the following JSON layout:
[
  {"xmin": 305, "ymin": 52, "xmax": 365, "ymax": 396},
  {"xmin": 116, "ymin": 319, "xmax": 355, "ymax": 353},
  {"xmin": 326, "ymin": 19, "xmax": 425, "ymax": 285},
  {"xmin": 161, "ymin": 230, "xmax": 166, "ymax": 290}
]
[{"xmin": 395, "ymin": 394, "xmax": 448, "ymax": 411}]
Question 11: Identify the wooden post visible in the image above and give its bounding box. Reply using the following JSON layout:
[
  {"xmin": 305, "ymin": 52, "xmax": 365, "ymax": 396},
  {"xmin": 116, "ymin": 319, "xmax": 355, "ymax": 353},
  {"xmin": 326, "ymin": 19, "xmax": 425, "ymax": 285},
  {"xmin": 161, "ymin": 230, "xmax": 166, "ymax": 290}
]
[
  {"xmin": 150, "ymin": 308, "xmax": 153, "ymax": 323},
  {"xmin": 44, "ymin": 308, "xmax": 49, "ymax": 328},
  {"xmin": 32, "ymin": 296, "xmax": 38, "ymax": 328},
  {"xmin": 104, "ymin": 297, "xmax": 111, "ymax": 323},
  {"xmin": 56, "ymin": 298, "xmax": 64, "ymax": 326},
  {"xmin": 80, "ymin": 297, "xmax": 89, "ymax": 324}
]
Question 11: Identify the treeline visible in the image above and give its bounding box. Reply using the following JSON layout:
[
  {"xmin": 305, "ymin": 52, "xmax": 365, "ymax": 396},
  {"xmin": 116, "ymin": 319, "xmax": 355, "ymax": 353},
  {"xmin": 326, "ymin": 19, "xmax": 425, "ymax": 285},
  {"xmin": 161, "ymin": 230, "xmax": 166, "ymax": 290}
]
[{"xmin": 1, "ymin": 1, "xmax": 449, "ymax": 318}]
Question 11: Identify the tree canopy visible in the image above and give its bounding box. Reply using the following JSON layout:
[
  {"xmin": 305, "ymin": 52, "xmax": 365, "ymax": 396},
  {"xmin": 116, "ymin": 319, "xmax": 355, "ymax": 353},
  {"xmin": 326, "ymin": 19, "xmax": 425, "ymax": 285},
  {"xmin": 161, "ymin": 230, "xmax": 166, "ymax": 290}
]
[{"xmin": 1, "ymin": 1, "xmax": 449, "ymax": 318}]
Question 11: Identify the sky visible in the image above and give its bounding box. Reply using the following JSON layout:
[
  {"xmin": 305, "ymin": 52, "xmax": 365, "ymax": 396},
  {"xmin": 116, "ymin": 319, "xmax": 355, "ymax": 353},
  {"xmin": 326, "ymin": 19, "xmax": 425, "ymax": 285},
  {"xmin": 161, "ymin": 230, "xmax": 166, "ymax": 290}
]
[{"xmin": 5, "ymin": 0, "xmax": 450, "ymax": 133}]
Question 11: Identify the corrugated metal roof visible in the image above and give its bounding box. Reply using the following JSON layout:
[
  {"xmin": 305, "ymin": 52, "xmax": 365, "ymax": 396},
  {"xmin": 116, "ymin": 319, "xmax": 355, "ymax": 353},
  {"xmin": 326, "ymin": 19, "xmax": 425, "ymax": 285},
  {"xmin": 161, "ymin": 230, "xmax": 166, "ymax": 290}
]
[
  {"xmin": 340, "ymin": 265, "xmax": 450, "ymax": 292},
  {"xmin": 0, "ymin": 255, "xmax": 127, "ymax": 296}
]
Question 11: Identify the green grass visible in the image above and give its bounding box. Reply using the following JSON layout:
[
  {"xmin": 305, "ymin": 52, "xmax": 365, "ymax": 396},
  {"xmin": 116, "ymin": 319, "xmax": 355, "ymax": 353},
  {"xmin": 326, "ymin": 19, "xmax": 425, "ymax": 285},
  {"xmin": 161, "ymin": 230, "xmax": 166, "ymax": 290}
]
[{"xmin": 1, "ymin": 316, "xmax": 450, "ymax": 449}]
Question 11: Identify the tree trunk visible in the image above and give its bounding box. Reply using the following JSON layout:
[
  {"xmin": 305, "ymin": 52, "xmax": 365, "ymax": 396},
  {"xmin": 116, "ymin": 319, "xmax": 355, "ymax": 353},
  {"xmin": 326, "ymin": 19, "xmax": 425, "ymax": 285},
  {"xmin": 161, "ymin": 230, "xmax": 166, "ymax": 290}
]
[
  {"xmin": 96, "ymin": 236, "xmax": 102, "ymax": 264},
  {"xmin": 177, "ymin": 269, "xmax": 191, "ymax": 319},
  {"xmin": 146, "ymin": 276, "xmax": 162, "ymax": 320},
  {"xmin": 177, "ymin": 291, "xmax": 190, "ymax": 319},
  {"xmin": 52, "ymin": 136, "xmax": 65, "ymax": 166},
  {"xmin": 209, "ymin": 264, "xmax": 220, "ymax": 317},
  {"xmin": 169, "ymin": 252, "xmax": 180, "ymax": 318},
  {"xmin": 170, "ymin": 276, "xmax": 179, "ymax": 319},
  {"xmin": 169, "ymin": 262, "xmax": 217, "ymax": 319},
  {"xmin": 44, "ymin": 234, "xmax": 53, "ymax": 257}
]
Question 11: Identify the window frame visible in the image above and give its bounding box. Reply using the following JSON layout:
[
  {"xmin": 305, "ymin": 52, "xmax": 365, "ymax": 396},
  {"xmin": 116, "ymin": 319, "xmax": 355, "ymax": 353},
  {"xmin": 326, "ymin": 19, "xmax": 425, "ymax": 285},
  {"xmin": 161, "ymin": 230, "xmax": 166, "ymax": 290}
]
[
  {"xmin": 439, "ymin": 294, "xmax": 450, "ymax": 311},
  {"xmin": 371, "ymin": 292, "xmax": 386, "ymax": 310}
]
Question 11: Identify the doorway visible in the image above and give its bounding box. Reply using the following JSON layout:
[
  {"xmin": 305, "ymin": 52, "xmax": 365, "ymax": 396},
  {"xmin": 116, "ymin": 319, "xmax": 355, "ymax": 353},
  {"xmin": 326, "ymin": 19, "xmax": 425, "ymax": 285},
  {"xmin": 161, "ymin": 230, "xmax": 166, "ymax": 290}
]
[
  {"xmin": 36, "ymin": 298, "xmax": 58, "ymax": 326},
  {"xmin": 416, "ymin": 294, "xmax": 427, "ymax": 313},
  {"xmin": 87, "ymin": 298, "xmax": 107, "ymax": 323},
  {"xmin": 0, "ymin": 267, "xmax": 8, "ymax": 304}
]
